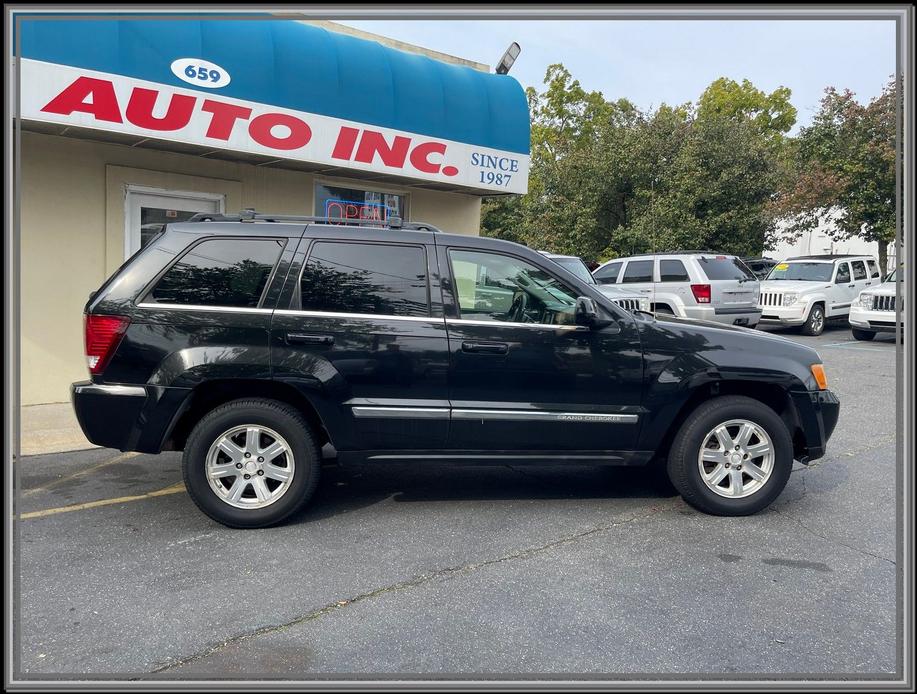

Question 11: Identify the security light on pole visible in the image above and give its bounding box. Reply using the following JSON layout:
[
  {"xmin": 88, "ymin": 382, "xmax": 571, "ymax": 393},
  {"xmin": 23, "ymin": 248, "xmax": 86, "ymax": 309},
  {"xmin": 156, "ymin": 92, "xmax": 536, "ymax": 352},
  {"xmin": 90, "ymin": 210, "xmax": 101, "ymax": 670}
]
[{"xmin": 495, "ymin": 42, "xmax": 521, "ymax": 75}]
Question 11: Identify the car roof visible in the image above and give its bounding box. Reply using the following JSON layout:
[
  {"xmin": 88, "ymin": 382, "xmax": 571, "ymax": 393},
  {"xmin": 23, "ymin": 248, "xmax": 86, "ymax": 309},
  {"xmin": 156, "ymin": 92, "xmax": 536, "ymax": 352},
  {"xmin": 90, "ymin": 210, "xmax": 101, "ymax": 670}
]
[{"xmin": 786, "ymin": 255, "xmax": 874, "ymax": 261}]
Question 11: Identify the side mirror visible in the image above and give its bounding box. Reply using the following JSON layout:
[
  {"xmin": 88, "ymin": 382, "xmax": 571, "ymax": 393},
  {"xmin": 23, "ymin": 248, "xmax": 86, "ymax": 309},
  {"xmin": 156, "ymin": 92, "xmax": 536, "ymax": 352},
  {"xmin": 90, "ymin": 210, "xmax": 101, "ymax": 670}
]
[{"xmin": 575, "ymin": 296, "xmax": 612, "ymax": 329}]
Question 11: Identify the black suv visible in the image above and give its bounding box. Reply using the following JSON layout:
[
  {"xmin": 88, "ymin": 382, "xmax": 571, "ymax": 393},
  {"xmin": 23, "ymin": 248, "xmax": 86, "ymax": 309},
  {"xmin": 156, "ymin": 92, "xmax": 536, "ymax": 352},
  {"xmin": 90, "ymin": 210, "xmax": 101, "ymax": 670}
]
[{"xmin": 72, "ymin": 212, "xmax": 839, "ymax": 527}]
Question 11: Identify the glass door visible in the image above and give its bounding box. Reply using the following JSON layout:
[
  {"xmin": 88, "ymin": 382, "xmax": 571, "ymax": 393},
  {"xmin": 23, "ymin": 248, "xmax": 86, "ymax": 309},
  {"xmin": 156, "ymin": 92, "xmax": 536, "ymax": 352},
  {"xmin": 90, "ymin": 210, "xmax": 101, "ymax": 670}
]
[{"xmin": 125, "ymin": 188, "xmax": 223, "ymax": 259}]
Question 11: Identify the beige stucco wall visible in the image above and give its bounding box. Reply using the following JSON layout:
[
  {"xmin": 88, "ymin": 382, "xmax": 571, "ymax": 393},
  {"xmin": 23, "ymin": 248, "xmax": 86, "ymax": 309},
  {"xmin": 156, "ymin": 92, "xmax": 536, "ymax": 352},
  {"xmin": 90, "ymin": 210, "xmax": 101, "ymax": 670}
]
[{"xmin": 20, "ymin": 131, "xmax": 482, "ymax": 405}]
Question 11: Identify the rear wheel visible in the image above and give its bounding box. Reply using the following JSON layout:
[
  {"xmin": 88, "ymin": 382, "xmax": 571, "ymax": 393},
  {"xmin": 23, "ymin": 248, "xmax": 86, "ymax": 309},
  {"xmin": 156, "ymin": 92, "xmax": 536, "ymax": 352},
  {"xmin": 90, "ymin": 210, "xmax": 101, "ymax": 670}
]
[
  {"xmin": 800, "ymin": 304, "xmax": 825, "ymax": 336},
  {"xmin": 852, "ymin": 328, "xmax": 876, "ymax": 341},
  {"xmin": 667, "ymin": 396, "xmax": 793, "ymax": 516},
  {"xmin": 182, "ymin": 398, "xmax": 320, "ymax": 528}
]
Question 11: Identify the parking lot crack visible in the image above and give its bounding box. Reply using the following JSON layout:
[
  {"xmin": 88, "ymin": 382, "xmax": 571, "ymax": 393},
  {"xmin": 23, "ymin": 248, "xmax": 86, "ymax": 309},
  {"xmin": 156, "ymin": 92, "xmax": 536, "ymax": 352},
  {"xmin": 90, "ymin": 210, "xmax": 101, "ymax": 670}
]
[{"xmin": 147, "ymin": 504, "xmax": 670, "ymax": 674}]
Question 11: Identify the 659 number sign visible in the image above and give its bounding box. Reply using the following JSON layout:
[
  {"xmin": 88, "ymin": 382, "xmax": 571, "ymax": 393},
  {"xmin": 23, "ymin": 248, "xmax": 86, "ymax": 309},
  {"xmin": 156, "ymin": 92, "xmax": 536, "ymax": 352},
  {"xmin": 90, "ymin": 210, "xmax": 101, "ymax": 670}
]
[{"xmin": 170, "ymin": 58, "xmax": 231, "ymax": 89}]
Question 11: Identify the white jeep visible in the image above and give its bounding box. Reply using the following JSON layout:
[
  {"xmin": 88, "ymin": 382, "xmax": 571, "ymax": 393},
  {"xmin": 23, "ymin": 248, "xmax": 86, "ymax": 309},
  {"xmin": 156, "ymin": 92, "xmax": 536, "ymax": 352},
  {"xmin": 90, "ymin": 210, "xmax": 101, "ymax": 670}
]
[
  {"xmin": 849, "ymin": 267, "xmax": 903, "ymax": 340},
  {"xmin": 758, "ymin": 255, "xmax": 882, "ymax": 336}
]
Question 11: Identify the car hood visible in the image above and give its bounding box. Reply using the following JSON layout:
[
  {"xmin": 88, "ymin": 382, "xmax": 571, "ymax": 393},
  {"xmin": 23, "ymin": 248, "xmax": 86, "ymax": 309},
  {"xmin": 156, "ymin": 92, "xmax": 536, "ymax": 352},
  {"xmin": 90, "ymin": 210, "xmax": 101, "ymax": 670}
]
[
  {"xmin": 596, "ymin": 285, "xmax": 645, "ymax": 300},
  {"xmin": 759, "ymin": 280, "xmax": 831, "ymax": 294},
  {"xmin": 863, "ymin": 282, "xmax": 899, "ymax": 297},
  {"xmin": 649, "ymin": 311, "xmax": 820, "ymax": 354}
]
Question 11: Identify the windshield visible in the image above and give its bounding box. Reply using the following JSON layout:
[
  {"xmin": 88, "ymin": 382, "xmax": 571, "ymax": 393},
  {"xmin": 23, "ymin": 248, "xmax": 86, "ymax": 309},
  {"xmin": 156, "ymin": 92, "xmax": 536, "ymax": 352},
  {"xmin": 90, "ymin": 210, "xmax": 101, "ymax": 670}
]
[
  {"xmin": 553, "ymin": 257, "xmax": 596, "ymax": 284},
  {"xmin": 766, "ymin": 262, "xmax": 834, "ymax": 282},
  {"xmin": 886, "ymin": 269, "xmax": 898, "ymax": 283}
]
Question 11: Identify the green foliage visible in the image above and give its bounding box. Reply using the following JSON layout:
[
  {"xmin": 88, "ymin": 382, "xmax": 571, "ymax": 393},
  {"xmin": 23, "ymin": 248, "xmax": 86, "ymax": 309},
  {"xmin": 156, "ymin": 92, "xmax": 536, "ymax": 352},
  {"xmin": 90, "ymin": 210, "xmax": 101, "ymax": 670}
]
[
  {"xmin": 481, "ymin": 65, "xmax": 797, "ymax": 262},
  {"xmin": 770, "ymin": 78, "xmax": 898, "ymax": 272}
]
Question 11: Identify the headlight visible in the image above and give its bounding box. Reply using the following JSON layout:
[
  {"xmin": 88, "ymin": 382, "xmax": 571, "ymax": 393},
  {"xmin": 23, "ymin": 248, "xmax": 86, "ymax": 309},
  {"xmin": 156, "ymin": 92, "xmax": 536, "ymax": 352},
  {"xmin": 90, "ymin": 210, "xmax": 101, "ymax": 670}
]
[
  {"xmin": 859, "ymin": 293, "xmax": 874, "ymax": 310},
  {"xmin": 639, "ymin": 298, "xmax": 650, "ymax": 312},
  {"xmin": 783, "ymin": 293, "xmax": 798, "ymax": 307}
]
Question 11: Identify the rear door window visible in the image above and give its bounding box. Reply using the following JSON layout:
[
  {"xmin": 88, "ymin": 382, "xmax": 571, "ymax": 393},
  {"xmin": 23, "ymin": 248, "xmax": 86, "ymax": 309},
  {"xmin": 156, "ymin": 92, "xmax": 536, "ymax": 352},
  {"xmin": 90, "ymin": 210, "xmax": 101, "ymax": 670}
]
[
  {"xmin": 659, "ymin": 259, "xmax": 690, "ymax": 282},
  {"xmin": 594, "ymin": 261, "xmax": 622, "ymax": 285},
  {"xmin": 851, "ymin": 260, "xmax": 868, "ymax": 280},
  {"xmin": 621, "ymin": 260, "xmax": 654, "ymax": 283},
  {"xmin": 698, "ymin": 256, "xmax": 756, "ymax": 281},
  {"xmin": 149, "ymin": 238, "xmax": 285, "ymax": 307},
  {"xmin": 299, "ymin": 241, "xmax": 430, "ymax": 317}
]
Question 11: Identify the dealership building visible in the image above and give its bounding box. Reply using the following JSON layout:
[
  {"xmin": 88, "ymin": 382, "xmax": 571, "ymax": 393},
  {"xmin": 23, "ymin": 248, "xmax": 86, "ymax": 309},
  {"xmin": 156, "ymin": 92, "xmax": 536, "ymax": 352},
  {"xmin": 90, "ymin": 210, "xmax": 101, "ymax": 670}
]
[{"xmin": 17, "ymin": 18, "xmax": 531, "ymax": 408}]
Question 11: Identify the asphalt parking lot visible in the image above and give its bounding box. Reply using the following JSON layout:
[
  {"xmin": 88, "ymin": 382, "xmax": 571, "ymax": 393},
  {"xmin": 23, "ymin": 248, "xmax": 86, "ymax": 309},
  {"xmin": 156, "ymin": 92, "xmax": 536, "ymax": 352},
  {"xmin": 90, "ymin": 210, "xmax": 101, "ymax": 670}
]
[{"xmin": 16, "ymin": 323, "xmax": 900, "ymax": 680}]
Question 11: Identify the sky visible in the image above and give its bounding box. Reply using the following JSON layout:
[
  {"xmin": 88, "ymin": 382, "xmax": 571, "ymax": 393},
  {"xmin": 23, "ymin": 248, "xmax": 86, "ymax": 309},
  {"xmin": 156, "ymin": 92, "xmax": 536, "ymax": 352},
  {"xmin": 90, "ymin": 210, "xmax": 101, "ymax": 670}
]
[{"xmin": 339, "ymin": 19, "xmax": 897, "ymax": 134}]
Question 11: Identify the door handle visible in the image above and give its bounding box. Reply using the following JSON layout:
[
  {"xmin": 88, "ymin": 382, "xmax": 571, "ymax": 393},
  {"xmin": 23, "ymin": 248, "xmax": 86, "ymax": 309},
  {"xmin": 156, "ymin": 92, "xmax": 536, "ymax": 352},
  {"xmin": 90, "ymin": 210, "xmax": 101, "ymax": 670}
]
[
  {"xmin": 848, "ymin": 284, "xmax": 855, "ymax": 288},
  {"xmin": 462, "ymin": 341, "xmax": 508, "ymax": 355},
  {"xmin": 286, "ymin": 333, "xmax": 334, "ymax": 345}
]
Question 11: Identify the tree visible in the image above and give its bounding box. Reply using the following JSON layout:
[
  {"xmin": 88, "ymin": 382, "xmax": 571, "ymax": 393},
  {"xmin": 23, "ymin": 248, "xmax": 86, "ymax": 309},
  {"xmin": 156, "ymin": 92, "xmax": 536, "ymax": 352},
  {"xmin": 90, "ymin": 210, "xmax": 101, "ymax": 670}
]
[{"xmin": 770, "ymin": 78, "xmax": 898, "ymax": 273}]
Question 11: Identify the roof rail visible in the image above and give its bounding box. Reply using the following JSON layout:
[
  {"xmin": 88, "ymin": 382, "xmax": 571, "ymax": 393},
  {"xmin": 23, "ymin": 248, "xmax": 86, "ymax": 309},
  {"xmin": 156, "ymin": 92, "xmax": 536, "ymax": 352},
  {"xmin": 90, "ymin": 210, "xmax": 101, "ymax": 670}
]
[{"xmin": 186, "ymin": 208, "xmax": 442, "ymax": 233}]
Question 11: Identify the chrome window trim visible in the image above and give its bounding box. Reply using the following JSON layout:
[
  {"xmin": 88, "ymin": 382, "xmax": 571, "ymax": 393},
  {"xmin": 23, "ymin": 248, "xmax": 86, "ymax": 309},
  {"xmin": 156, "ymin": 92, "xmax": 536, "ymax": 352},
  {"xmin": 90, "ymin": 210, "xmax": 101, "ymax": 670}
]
[
  {"xmin": 451, "ymin": 409, "xmax": 638, "ymax": 423},
  {"xmin": 275, "ymin": 309, "xmax": 442, "ymax": 323},
  {"xmin": 352, "ymin": 406, "xmax": 450, "ymax": 419},
  {"xmin": 445, "ymin": 318, "xmax": 587, "ymax": 331},
  {"xmin": 136, "ymin": 302, "xmax": 273, "ymax": 314}
]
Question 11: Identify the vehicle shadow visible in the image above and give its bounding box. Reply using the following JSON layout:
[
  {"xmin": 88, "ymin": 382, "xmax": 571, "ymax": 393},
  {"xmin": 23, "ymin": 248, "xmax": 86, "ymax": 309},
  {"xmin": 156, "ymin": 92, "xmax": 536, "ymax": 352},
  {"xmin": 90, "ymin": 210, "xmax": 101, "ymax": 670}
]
[{"xmin": 290, "ymin": 462, "xmax": 679, "ymax": 525}]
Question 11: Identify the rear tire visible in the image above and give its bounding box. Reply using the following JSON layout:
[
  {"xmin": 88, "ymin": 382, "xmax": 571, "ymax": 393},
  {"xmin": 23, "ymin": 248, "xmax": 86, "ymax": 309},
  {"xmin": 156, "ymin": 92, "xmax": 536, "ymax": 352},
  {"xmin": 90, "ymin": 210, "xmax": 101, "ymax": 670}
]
[
  {"xmin": 182, "ymin": 398, "xmax": 320, "ymax": 528},
  {"xmin": 852, "ymin": 328, "xmax": 876, "ymax": 341},
  {"xmin": 666, "ymin": 396, "xmax": 794, "ymax": 516},
  {"xmin": 800, "ymin": 304, "xmax": 826, "ymax": 336}
]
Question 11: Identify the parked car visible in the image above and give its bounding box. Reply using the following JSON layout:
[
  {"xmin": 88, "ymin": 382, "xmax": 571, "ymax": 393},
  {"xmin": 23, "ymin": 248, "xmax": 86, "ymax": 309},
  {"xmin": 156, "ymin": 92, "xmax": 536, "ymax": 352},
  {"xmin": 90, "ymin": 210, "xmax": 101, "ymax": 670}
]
[
  {"xmin": 72, "ymin": 212, "xmax": 839, "ymax": 527},
  {"xmin": 538, "ymin": 251, "xmax": 651, "ymax": 313},
  {"xmin": 742, "ymin": 257, "xmax": 778, "ymax": 280},
  {"xmin": 758, "ymin": 255, "xmax": 882, "ymax": 336},
  {"xmin": 592, "ymin": 252, "xmax": 762, "ymax": 327},
  {"xmin": 848, "ymin": 267, "xmax": 903, "ymax": 340}
]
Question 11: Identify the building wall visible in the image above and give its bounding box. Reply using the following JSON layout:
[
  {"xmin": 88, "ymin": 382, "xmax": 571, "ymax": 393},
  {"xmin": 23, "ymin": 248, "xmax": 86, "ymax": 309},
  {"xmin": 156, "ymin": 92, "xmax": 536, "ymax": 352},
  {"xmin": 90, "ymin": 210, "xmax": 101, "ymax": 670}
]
[{"xmin": 20, "ymin": 131, "xmax": 482, "ymax": 405}]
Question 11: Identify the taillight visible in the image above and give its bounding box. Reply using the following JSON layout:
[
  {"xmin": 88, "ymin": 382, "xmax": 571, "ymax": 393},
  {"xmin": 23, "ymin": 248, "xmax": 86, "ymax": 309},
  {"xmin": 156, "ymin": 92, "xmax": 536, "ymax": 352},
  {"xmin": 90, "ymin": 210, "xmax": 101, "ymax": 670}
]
[
  {"xmin": 690, "ymin": 284, "xmax": 712, "ymax": 304},
  {"xmin": 84, "ymin": 314, "xmax": 130, "ymax": 375}
]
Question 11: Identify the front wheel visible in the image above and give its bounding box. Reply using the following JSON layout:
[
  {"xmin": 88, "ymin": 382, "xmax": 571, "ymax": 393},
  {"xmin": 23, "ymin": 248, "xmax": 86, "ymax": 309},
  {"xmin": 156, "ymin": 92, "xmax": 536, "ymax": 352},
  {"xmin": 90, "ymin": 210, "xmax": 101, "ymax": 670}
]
[
  {"xmin": 666, "ymin": 396, "xmax": 794, "ymax": 516},
  {"xmin": 182, "ymin": 398, "xmax": 321, "ymax": 528},
  {"xmin": 800, "ymin": 304, "xmax": 825, "ymax": 336},
  {"xmin": 852, "ymin": 328, "xmax": 876, "ymax": 341}
]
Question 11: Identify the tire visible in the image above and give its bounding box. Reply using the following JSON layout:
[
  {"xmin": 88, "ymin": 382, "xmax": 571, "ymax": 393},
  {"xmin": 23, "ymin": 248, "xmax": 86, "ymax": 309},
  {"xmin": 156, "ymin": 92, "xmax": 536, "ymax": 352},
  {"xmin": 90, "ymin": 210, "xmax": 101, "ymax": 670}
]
[
  {"xmin": 800, "ymin": 303, "xmax": 826, "ymax": 336},
  {"xmin": 182, "ymin": 398, "xmax": 321, "ymax": 528},
  {"xmin": 852, "ymin": 328, "xmax": 876, "ymax": 341},
  {"xmin": 666, "ymin": 395, "xmax": 794, "ymax": 516}
]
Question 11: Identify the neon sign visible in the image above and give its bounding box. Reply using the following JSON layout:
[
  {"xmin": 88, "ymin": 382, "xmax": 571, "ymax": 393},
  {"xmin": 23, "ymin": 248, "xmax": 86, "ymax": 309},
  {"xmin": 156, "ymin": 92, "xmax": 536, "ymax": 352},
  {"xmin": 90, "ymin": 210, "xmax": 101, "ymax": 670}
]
[{"xmin": 324, "ymin": 199, "xmax": 397, "ymax": 223}]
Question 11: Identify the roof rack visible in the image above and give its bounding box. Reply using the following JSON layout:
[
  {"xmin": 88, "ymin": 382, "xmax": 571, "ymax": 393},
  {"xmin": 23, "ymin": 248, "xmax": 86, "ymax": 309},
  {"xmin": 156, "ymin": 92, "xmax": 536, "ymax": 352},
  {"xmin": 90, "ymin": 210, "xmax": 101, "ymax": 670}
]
[
  {"xmin": 186, "ymin": 208, "xmax": 442, "ymax": 233},
  {"xmin": 622, "ymin": 250, "xmax": 730, "ymax": 257},
  {"xmin": 787, "ymin": 254, "xmax": 869, "ymax": 261}
]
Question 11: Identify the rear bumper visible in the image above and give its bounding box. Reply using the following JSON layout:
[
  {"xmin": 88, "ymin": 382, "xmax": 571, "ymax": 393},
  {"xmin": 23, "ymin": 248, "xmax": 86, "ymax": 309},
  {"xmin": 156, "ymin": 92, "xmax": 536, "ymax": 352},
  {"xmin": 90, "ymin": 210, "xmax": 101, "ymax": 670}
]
[
  {"xmin": 683, "ymin": 306, "xmax": 762, "ymax": 326},
  {"xmin": 791, "ymin": 389, "xmax": 840, "ymax": 463},
  {"xmin": 71, "ymin": 381, "xmax": 191, "ymax": 453}
]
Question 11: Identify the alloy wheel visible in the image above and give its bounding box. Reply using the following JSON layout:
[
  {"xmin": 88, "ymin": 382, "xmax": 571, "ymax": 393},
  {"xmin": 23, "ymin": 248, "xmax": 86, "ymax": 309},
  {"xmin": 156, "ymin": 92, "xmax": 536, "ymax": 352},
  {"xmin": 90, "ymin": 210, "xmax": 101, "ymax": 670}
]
[
  {"xmin": 697, "ymin": 418, "xmax": 775, "ymax": 499},
  {"xmin": 205, "ymin": 425, "xmax": 295, "ymax": 509}
]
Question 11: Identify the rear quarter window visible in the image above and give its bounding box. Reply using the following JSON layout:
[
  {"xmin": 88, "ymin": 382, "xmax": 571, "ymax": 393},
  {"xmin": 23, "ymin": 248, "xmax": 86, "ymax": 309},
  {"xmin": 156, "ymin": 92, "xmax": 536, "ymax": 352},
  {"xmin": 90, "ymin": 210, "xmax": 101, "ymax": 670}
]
[
  {"xmin": 698, "ymin": 257, "xmax": 756, "ymax": 281},
  {"xmin": 148, "ymin": 238, "xmax": 285, "ymax": 308}
]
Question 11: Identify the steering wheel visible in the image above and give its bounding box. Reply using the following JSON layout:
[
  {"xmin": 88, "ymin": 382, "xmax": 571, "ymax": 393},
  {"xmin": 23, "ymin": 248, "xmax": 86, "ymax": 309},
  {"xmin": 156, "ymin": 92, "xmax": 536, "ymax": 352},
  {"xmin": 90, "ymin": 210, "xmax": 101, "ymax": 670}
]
[{"xmin": 507, "ymin": 290, "xmax": 530, "ymax": 322}]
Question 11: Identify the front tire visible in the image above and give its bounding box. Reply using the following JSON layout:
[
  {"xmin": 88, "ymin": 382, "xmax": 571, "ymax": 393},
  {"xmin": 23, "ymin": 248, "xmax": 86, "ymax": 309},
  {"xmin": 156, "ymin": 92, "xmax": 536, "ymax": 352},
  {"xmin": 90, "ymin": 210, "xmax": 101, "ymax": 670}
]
[
  {"xmin": 182, "ymin": 398, "xmax": 320, "ymax": 528},
  {"xmin": 666, "ymin": 396, "xmax": 794, "ymax": 516},
  {"xmin": 852, "ymin": 328, "xmax": 876, "ymax": 341},
  {"xmin": 800, "ymin": 304, "xmax": 826, "ymax": 336}
]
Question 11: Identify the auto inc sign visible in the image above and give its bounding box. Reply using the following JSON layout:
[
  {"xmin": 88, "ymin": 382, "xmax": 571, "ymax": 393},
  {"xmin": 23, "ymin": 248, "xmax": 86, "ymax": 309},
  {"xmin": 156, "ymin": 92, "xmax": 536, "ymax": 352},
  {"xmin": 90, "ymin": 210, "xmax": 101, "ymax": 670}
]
[{"xmin": 20, "ymin": 59, "xmax": 530, "ymax": 194}]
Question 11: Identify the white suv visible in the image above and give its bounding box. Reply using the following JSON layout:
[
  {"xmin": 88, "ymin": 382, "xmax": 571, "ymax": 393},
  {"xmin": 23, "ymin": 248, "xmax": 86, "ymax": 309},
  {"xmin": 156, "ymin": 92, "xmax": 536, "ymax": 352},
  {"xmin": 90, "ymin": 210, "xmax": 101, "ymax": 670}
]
[
  {"xmin": 849, "ymin": 267, "xmax": 903, "ymax": 340},
  {"xmin": 592, "ymin": 252, "xmax": 761, "ymax": 327},
  {"xmin": 538, "ymin": 252, "xmax": 651, "ymax": 313},
  {"xmin": 758, "ymin": 255, "xmax": 881, "ymax": 336}
]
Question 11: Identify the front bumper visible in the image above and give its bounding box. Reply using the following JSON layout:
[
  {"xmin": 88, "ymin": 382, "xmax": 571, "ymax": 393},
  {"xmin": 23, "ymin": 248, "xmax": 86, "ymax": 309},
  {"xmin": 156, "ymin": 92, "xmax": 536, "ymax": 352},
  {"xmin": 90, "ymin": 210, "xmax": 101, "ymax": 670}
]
[
  {"xmin": 682, "ymin": 306, "xmax": 762, "ymax": 326},
  {"xmin": 71, "ymin": 381, "xmax": 191, "ymax": 453},
  {"xmin": 849, "ymin": 306, "xmax": 903, "ymax": 333},
  {"xmin": 791, "ymin": 389, "xmax": 840, "ymax": 463},
  {"xmin": 758, "ymin": 304, "xmax": 809, "ymax": 326}
]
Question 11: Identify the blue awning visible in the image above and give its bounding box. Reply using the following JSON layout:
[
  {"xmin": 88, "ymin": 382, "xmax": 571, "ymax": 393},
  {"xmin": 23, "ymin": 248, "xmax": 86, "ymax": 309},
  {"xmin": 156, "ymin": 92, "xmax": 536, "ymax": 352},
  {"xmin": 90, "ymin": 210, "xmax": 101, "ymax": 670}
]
[{"xmin": 18, "ymin": 18, "xmax": 530, "ymax": 155}]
